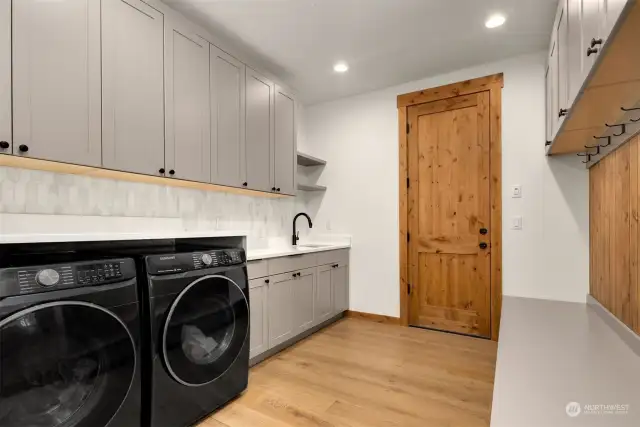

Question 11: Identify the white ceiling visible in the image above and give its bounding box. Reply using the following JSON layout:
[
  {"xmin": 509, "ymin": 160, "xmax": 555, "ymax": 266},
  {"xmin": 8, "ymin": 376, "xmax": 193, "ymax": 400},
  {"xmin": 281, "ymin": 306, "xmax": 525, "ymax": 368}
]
[{"xmin": 164, "ymin": 0, "xmax": 557, "ymax": 105}]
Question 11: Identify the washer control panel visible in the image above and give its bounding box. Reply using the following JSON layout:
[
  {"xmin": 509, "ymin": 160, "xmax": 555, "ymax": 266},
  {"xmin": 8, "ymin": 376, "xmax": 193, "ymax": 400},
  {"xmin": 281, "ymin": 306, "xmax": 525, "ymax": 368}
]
[
  {"xmin": 146, "ymin": 249, "xmax": 246, "ymax": 275},
  {"xmin": 0, "ymin": 258, "xmax": 136, "ymax": 298}
]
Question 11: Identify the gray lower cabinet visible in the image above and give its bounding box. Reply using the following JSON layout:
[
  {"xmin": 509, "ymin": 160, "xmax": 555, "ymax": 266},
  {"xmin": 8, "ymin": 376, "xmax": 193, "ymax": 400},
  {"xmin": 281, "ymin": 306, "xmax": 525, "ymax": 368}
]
[
  {"xmin": 249, "ymin": 278, "xmax": 269, "ymax": 359},
  {"xmin": 12, "ymin": 0, "xmax": 101, "ymax": 166},
  {"xmin": 164, "ymin": 21, "xmax": 210, "ymax": 183},
  {"xmin": 102, "ymin": 0, "xmax": 165, "ymax": 176},
  {"xmin": 293, "ymin": 268, "xmax": 315, "ymax": 335},
  {"xmin": 274, "ymin": 86, "xmax": 296, "ymax": 195},
  {"xmin": 0, "ymin": 0, "xmax": 11, "ymax": 155},
  {"xmin": 267, "ymin": 272, "xmax": 295, "ymax": 348},
  {"xmin": 245, "ymin": 67, "xmax": 274, "ymax": 192},
  {"xmin": 315, "ymin": 265, "xmax": 334, "ymax": 325},
  {"xmin": 210, "ymin": 46, "xmax": 245, "ymax": 187},
  {"xmin": 332, "ymin": 263, "xmax": 349, "ymax": 315}
]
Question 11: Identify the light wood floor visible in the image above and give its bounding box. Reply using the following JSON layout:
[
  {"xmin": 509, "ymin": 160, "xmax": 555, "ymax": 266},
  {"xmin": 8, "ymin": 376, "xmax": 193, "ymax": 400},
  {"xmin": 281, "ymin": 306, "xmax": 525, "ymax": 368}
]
[{"xmin": 199, "ymin": 318, "xmax": 498, "ymax": 427}]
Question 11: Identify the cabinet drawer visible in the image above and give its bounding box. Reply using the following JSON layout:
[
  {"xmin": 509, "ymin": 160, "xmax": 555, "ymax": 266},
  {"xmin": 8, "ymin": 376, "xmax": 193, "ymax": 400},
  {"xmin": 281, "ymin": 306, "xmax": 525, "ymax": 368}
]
[
  {"xmin": 317, "ymin": 249, "xmax": 349, "ymax": 266},
  {"xmin": 268, "ymin": 253, "xmax": 317, "ymax": 275},
  {"xmin": 247, "ymin": 260, "xmax": 269, "ymax": 279}
]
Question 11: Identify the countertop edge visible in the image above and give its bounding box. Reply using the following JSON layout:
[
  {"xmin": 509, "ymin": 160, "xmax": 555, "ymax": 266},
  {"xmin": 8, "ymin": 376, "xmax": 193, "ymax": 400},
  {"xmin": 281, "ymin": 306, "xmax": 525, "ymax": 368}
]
[
  {"xmin": 247, "ymin": 244, "xmax": 351, "ymax": 260},
  {"xmin": 0, "ymin": 230, "xmax": 248, "ymax": 244}
]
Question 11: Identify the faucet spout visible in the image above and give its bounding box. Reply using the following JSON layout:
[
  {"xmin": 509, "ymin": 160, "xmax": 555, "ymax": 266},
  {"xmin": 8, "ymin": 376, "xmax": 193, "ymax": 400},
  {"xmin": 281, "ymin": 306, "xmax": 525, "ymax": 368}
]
[{"xmin": 292, "ymin": 213, "xmax": 313, "ymax": 246}]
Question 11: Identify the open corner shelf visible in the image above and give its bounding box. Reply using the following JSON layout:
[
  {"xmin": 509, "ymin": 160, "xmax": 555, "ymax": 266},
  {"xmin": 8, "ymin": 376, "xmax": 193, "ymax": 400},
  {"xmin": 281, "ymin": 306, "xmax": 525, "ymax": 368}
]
[
  {"xmin": 297, "ymin": 183, "xmax": 327, "ymax": 192},
  {"xmin": 297, "ymin": 152, "xmax": 327, "ymax": 167}
]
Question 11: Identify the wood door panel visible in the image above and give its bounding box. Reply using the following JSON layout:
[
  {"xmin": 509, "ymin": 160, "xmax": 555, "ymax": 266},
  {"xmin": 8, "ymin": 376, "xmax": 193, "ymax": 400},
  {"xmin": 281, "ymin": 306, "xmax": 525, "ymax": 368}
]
[{"xmin": 408, "ymin": 91, "xmax": 492, "ymax": 338}]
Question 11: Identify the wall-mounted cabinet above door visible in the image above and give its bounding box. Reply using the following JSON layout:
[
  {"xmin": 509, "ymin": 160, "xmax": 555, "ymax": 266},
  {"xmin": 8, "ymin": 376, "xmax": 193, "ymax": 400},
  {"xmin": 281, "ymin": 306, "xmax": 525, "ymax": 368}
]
[
  {"xmin": 210, "ymin": 46, "xmax": 246, "ymax": 188},
  {"xmin": 102, "ymin": 0, "xmax": 165, "ymax": 176},
  {"xmin": 12, "ymin": 0, "xmax": 101, "ymax": 166},
  {"xmin": 274, "ymin": 86, "xmax": 296, "ymax": 195},
  {"xmin": 164, "ymin": 21, "xmax": 210, "ymax": 183},
  {"xmin": 0, "ymin": 0, "xmax": 10, "ymax": 156},
  {"xmin": 245, "ymin": 68, "xmax": 275, "ymax": 193}
]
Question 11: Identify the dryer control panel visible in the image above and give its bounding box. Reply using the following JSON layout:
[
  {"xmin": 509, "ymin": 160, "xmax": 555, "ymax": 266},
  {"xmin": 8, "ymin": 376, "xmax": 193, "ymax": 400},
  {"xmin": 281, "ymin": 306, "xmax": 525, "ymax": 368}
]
[
  {"xmin": 146, "ymin": 249, "xmax": 245, "ymax": 275},
  {"xmin": 0, "ymin": 258, "xmax": 136, "ymax": 298}
]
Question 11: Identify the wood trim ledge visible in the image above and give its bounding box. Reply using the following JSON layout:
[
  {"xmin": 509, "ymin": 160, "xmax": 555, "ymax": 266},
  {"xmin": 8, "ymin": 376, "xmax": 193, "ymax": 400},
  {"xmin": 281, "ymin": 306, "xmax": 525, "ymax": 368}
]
[{"xmin": 346, "ymin": 310, "xmax": 401, "ymax": 325}]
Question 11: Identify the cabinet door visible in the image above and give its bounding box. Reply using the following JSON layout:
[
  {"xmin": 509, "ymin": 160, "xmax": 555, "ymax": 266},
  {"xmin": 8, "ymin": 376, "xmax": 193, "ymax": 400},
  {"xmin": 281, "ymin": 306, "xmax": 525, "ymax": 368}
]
[
  {"xmin": 605, "ymin": 0, "xmax": 628, "ymax": 37},
  {"xmin": 245, "ymin": 68, "xmax": 274, "ymax": 192},
  {"xmin": 293, "ymin": 268, "xmax": 315, "ymax": 335},
  {"xmin": 545, "ymin": 65, "xmax": 553, "ymax": 144},
  {"xmin": 249, "ymin": 278, "xmax": 269, "ymax": 359},
  {"xmin": 164, "ymin": 22, "xmax": 210, "ymax": 183},
  {"xmin": 557, "ymin": 3, "xmax": 569, "ymax": 129},
  {"xmin": 549, "ymin": 32, "xmax": 560, "ymax": 139},
  {"xmin": 332, "ymin": 264, "xmax": 349, "ymax": 315},
  {"xmin": 567, "ymin": 0, "xmax": 583, "ymax": 107},
  {"xmin": 267, "ymin": 273, "xmax": 294, "ymax": 348},
  {"xmin": 102, "ymin": 0, "xmax": 164, "ymax": 175},
  {"xmin": 274, "ymin": 86, "xmax": 296, "ymax": 195},
  {"xmin": 581, "ymin": 0, "xmax": 601, "ymax": 80},
  {"xmin": 0, "ymin": 0, "xmax": 9, "ymax": 155},
  {"xmin": 315, "ymin": 265, "xmax": 333, "ymax": 325},
  {"xmin": 13, "ymin": 0, "xmax": 101, "ymax": 165},
  {"xmin": 211, "ymin": 46, "xmax": 246, "ymax": 187}
]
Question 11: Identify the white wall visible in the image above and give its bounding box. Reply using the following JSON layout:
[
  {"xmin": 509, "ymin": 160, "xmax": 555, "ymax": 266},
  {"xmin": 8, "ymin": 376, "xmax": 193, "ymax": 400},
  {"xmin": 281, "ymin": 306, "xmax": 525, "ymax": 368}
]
[{"xmin": 301, "ymin": 52, "xmax": 589, "ymax": 317}]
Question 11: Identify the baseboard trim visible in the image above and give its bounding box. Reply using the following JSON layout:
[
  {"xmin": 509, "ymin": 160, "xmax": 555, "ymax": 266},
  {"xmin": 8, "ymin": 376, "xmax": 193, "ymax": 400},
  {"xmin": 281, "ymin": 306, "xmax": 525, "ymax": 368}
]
[
  {"xmin": 587, "ymin": 294, "xmax": 640, "ymax": 357},
  {"xmin": 346, "ymin": 310, "xmax": 401, "ymax": 325}
]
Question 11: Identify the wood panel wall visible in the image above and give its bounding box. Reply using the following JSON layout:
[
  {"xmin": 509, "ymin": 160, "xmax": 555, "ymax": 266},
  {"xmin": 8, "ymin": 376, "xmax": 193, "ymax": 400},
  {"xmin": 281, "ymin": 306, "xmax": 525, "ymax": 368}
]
[{"xmin": 590, "ymin": 134, "xmax": 640, "ymax": 335}]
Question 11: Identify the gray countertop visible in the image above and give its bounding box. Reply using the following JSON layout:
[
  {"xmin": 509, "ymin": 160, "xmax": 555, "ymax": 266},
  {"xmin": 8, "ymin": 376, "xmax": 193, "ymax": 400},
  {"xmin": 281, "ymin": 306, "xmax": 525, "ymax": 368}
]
[{"xmin": 491, "ymin": 296, "xmax": 640, "ymax": 427}]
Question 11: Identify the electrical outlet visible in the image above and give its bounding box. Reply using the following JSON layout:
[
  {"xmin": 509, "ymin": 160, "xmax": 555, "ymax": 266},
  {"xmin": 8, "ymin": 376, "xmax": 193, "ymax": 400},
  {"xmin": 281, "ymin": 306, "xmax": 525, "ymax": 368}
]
[
  {"xmin": 511, "ymin": 216, "xmax": 523, "ymax": 230},
  {"xmin": 512, "ymin": 185, "xmax": 522, "ymax": 198}
]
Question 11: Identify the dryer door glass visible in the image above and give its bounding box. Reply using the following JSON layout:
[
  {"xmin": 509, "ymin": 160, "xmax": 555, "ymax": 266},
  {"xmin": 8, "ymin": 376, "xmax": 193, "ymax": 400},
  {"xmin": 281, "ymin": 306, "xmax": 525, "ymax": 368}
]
[
  {"xmin": 163, "ymin": 275, "xmax": 249, "ymax": 386},
  {"xmin": 0, "ymin": 301, "xmax": 136, "ymax": 427}
]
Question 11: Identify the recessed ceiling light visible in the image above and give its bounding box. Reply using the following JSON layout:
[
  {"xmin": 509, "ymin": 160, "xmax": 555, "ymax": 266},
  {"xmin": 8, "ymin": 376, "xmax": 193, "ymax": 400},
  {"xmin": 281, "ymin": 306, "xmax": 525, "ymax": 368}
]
[
  {"xmin": 333, "ymin": 62, "xmax": 349, "ymax": 73},
  {"xmin": 485, "ymin": 14, "xmax": 506, "ymax": 29}
]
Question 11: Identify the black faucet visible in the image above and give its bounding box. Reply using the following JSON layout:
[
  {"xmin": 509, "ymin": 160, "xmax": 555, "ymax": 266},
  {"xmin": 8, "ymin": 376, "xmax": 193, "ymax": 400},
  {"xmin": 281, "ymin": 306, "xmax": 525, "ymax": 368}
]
[{"xmin": 292, "ymin": 213, "xmax": 313, "ymax": 245}]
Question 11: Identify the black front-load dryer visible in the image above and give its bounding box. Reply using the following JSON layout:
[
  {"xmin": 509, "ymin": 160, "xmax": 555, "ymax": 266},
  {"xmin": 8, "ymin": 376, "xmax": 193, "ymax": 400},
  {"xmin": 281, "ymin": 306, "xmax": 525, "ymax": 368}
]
[
  {"xmin": 0, "ymin": 256, "xmax": 141, "ymax": 427},
  {"xmin": 141, "ymin": 249, "xmax": 249, "ymax": 427}
]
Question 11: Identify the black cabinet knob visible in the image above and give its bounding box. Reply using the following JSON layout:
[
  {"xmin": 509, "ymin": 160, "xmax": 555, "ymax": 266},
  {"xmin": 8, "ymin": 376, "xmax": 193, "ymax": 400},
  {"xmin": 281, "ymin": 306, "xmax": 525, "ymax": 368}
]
[
  {"xmin": 159, "ymin": 168, "xmax": 165, "ymax": 174},
  {"xmin": 479, "ymin": 242, "xmax": 488, "ymax": 249},
  {"xmin": 558, "ymin": 109, "xmax": 568, "ymax": 117},
  {"xmin": 271, "ymin": 187, "xmax": 276, "ymax": 191},
  {"xmin": 18, "ymin": 144, "xmax": 28, "ymax": 153},
  {"xmin": 243, "ymin": 182, "xmax": 248, "ymax": 187},
  {"xmin": 587, "ymin": 47, "xmax": 598, "ymax": 56},
  {"xmin": 480, "ymin": 228, "xmax": 488, "ymax": 235},
  {"xmin": 265, "ymin": 279, "xmax": 270, "ymax": 284},
  {"xmin": 169, "ymin": 170, "xmax": 175, "ymax": 176},
  {"xmin": 590, "ymin": 38, "xmax": 603, "ymax": 48},
  {"xmin": 0, "ymin": 141, "xmax": 9, "ymax": 149},
  {"xmin": 276, "ymin": 188, "xmax": 281, "ymax": 192},
  {"xmin": 292, "ymin": 273, "xmax": 297, "ymax": 278}
]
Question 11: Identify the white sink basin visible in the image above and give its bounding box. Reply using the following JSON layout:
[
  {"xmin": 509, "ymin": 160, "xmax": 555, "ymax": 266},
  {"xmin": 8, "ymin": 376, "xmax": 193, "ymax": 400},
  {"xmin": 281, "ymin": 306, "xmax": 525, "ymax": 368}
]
[{"xmin": 295, "ymin": 244, "xmax": 333, "ymax": 249}]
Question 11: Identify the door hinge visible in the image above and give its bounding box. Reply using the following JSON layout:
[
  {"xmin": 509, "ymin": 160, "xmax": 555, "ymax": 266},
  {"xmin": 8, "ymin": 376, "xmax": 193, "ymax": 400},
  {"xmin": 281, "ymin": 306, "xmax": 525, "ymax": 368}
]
[
  {"xmin": 406, "ymin": 123, "xmax": 410, "ymax": 134},
  {"xmin": 407, "ymin": 283, "xmax": 411, "ymax": 294},
  {"xmin": 407, "ymin": 233, "xmax": 410, "ymax": 242}
]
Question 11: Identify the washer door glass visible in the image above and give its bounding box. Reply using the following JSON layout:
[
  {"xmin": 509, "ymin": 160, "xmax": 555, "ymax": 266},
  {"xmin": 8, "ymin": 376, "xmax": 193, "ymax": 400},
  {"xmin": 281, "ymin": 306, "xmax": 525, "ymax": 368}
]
[
  {"xmin": 0, "ymin": 301, "xmax": 136, "ymax": 427},
  {"xmin": 163, "ymin": 275, "xmax": 248, "ymax": 387}
]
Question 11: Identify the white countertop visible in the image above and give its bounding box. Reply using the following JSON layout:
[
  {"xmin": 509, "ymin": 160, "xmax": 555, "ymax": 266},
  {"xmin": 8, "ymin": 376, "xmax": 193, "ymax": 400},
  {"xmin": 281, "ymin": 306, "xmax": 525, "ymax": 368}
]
[
  {"xmin": 0, "ymin": 230, "xmax": 247, "ymax": 244},
  {"xmin": 246, "ymin": 242, "xmax": 351, "ymax": 260},
  {"xmin": 491, "ymin": 296, "xmax": 640, "ymax": 427}
]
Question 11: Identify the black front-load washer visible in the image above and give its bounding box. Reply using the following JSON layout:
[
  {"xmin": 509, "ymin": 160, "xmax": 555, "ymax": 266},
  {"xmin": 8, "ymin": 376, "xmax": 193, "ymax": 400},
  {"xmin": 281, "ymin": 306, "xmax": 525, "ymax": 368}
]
[
  {"xmin": 0, "ymin": 255, "xmax": 141, "ymax": 427},
  {"xmin": 140, "ymin": 248, "xmax": 249, "ymax": 427}
]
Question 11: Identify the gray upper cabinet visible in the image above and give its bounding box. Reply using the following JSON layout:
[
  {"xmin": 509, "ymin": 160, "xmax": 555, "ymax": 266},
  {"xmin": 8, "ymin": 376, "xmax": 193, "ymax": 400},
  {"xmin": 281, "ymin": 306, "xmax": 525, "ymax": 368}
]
[
  {"xmin": 293, "ymin": 268, "xmax": 315, "ymax": 335},
  {"xmin": 332, "ymin": 263, "xmax": 349, "ymax": 315},
  {"xmin": 315, "ymin": 265, "xmax": 333, "ymax": 326},
  {"xmin": 0, "ymin": 0, "xmax": 10, "ymax": 155},
  {"xmin": 580, "ymin": 0, "xmax": 603, "ymax": 82},
  {"xmin": 545, "ymin": 65, "xmax": 553, "ymax": 144},
  {"xmin": 164, "ymin": 21, "xmax": 210, "ymax": 183},
  {"xmin": 267, "ymin": 272, "xmax": 294, "ymax": 348},
  {"xmin": 211, "ymin": 46, "xmax": 246, "ymax": 188},
  {"xmin": 12, "ymin": 0, "xmax": 101, "ymax": 166},
  {"xmin": 274, "ymin": 86, "xmax": 296, "ymax": 195},
  {"xmin": 249, "ymin": 278, "xmax": 269, "ymax": 359},
  {"xmin": 605, "ymin": 0, "xmax": 629, "ymax": 36},
  {"xmin": 245, "ymin": 67, "xmax": 275, "ymax": 192},
  {"xmin": 567, "ymin": 0, "xmax": 583, "ymax": 106},
  {"xmin": 549, "ymin": 29, "xmax": 560, "ymax": 139},
  {"xmin": 102, "ymin": 0, "xmax": 165, "ymax": 176},
  {"xmin": 557, "ymin": 2, "xmax": 569, "ymax": 130}
]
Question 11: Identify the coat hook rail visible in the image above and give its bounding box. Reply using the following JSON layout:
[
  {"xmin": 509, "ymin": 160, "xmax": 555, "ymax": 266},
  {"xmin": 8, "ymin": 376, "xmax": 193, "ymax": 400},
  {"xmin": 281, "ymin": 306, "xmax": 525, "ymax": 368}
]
[
  {"xmin": 605, "ymin": 123, "xmax": 627, "ymax": 136},
  {"xmin": 621, "ymin": 106, "xmax": 640, "ymax": 122},
  {"xmin": 584, "ymin": 144, "xmax": 601, "ymax": 155},
  {"xmin": 593, "ymin": 135, "xmax": 612, "ymax": 147}
]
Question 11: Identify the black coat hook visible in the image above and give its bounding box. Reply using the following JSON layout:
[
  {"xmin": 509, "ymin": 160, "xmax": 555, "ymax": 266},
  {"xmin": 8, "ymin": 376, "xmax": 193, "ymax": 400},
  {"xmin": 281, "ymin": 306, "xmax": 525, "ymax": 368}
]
[
  {"xmin": 592, "ymin": 135, "xmax": 611, "ymax": 147},
  {"xmin": 605, "ymin": 122, "xmax": 626, "ymax": 137},
  {"xmin": 584, "ymin": 144, "xmax": 601, "ymax": 155},
  {"xmin": 621, "ymin": 106, "xmax": 640, "ymax": 122},
  {"xmin": 577, "ymin": 152, "xmax": 592, "ymax": 164}
]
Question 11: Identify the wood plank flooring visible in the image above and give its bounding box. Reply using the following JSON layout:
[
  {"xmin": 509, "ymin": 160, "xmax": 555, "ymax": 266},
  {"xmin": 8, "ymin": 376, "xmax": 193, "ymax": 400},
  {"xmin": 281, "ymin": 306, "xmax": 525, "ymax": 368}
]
[{"xmin": 199, "ymin": 318, "xmax": 498, "ymax": 427}]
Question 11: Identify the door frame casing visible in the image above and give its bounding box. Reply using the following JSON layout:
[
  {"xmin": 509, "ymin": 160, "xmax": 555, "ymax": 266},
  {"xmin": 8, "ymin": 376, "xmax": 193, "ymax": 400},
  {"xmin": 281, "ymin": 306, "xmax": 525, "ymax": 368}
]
[{"xmin": 397, "ymin": 73, "xmax": 503, "ymax": 341}]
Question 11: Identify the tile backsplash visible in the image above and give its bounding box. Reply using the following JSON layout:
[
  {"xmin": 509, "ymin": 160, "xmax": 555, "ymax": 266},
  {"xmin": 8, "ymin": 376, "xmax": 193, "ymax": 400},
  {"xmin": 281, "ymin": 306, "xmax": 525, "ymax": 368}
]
[{"xmin": 0, "ymin": 167, "xmax": 308, "ymax": 248}]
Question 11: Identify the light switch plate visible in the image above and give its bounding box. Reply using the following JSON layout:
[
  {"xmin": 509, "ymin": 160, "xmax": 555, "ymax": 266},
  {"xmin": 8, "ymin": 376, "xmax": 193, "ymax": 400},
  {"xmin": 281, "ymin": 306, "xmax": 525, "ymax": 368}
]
[
  {"xmin": 511, "ymin": 216, "xmax": 523, "ymax": 230},
  {"xmin": 512, "ymin": 185, "xmax": 522, "ymax": 198}
]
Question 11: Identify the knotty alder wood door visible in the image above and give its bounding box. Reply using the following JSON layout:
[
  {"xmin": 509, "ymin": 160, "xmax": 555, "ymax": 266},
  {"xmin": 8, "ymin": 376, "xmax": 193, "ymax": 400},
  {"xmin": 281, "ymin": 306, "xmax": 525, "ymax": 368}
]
[{"xmin": 408, "ymin": 92, "xmax": 492, "ymax": 337}]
